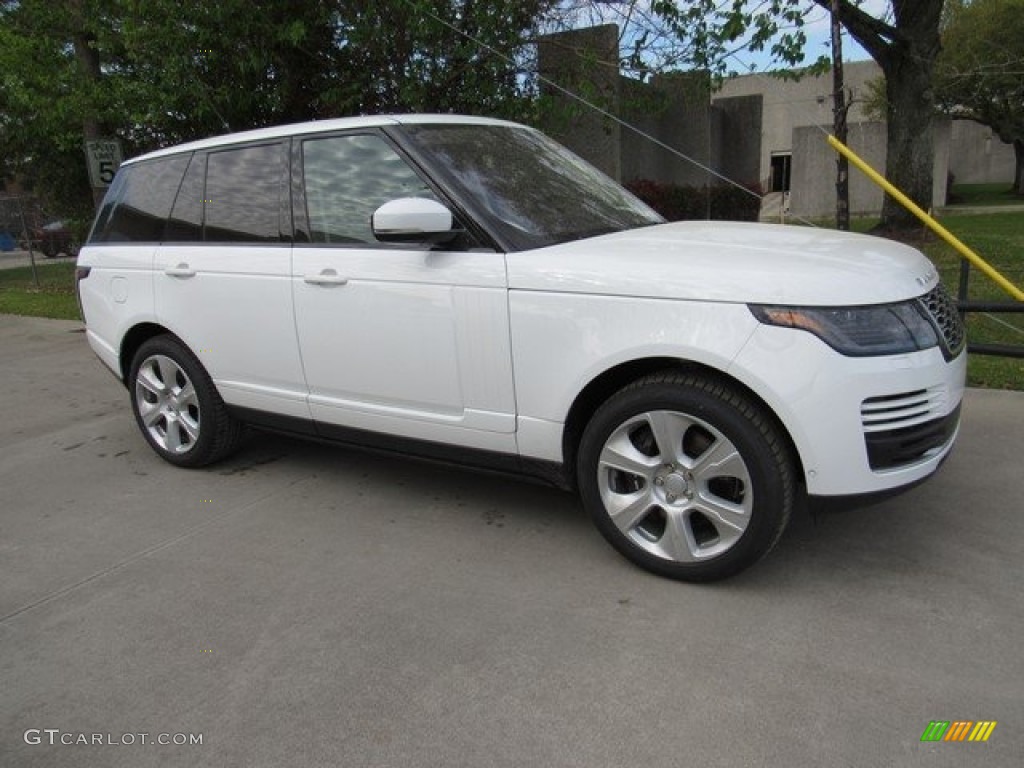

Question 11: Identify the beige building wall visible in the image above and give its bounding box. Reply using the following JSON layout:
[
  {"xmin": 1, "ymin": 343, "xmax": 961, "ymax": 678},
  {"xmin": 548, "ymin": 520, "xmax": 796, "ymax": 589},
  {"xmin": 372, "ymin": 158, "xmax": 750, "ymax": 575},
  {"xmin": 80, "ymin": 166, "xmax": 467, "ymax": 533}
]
[
  {"xmin": 714, "ymin": 61, "xmax": 1013, "ymax": 217},
  {"xmin": 948, "ymin": 121, "xmax": 1016, "ymax": 186},
  {"xmin": 714, "ymin": 61, "xmax": 882, "ymax": 191}
]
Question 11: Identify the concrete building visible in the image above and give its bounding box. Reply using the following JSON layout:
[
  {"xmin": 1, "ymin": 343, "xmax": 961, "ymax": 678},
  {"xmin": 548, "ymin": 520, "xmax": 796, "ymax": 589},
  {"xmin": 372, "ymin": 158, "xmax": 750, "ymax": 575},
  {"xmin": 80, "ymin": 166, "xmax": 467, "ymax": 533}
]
[
  {"xmin": 538, "ymin": 26, "xmax": 1016, "ymax": 220},
  {"xmin": 538, "ymin": 25, "xmax": 762, "ymax": 193},
  {"xmin": 947, "ymin": 119, "xmax": 1017, "ymax": 186},
  {"xmin": 713, "ymin": 61, "xmax": 879, "ymax": 193}
]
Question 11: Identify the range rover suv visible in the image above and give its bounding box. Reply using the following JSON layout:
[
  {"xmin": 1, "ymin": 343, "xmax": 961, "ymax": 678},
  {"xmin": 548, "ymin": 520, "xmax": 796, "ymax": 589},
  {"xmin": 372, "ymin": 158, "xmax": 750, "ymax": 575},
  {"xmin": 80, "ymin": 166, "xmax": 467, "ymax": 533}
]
[{"xmin": 76, "ymin": 115, "xmax": 967, "ymax": 581}]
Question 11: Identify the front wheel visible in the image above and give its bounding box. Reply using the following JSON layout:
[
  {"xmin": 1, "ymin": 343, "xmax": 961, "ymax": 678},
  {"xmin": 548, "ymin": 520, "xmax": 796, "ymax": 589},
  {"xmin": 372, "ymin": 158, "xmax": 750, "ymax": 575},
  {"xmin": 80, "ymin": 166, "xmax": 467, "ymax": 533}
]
[
  {"xmin": 577, "ymin": 372, "xmax": 795, "ymax": 582},
  {"xmin": 128, "ymin": 336, "xmax": 243, "ymax": 467}
]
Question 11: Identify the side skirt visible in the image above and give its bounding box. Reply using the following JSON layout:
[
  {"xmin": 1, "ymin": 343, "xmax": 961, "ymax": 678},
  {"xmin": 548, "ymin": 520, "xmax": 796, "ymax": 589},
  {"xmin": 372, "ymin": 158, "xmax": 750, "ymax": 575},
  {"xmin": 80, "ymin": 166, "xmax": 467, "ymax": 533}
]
[{"xmin": 227, "ymin": 405, "xmax": 572, "ymax": 490}]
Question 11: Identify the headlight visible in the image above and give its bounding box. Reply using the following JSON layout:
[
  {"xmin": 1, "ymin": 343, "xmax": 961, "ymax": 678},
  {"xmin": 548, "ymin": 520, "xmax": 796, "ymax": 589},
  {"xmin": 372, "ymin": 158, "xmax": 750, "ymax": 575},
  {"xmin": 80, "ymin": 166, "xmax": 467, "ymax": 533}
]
[{"xmin": 749, "ymin": 302, "xmax": 939, "ymax": 357}]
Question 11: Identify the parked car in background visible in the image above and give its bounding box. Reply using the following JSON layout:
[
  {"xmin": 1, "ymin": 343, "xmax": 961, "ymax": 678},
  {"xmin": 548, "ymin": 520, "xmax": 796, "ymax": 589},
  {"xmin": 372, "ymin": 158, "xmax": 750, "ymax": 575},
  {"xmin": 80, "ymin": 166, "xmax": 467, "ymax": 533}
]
[
  {"xmin": 76, "ymin": 115, "xmax": 967, "ymax": 581},
  {"xmin": 30, "ymin": 220, "xmax": 76, "ymax": 258}
]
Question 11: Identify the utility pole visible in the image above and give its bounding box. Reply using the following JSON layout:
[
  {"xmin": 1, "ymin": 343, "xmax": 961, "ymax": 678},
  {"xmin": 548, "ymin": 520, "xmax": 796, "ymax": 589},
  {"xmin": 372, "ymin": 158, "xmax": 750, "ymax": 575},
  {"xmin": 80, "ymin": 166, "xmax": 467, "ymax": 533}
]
[{"xmin": 831, "ymin": 0, "xmax": 850, "ymax": 231}]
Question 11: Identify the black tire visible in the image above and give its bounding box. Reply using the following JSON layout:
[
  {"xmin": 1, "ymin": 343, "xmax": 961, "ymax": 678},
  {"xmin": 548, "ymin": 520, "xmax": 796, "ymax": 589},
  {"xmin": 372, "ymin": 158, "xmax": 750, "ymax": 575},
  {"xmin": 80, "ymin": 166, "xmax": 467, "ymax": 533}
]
[
  {"xmin": 128, "ymin": 335, "xmax": 243, "ymax": 467},
  {"xmin": 577, "ymin": 371, "xmax": 795, "ymax": 582}
]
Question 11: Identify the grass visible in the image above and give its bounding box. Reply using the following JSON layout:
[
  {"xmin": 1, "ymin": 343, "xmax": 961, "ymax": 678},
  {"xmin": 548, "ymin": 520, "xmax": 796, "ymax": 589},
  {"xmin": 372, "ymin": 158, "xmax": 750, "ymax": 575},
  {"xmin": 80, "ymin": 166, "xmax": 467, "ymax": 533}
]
[
  {"xmin": 0, "ymin": 261, "xmax": 80, "ymax": 320},
  {"xmin": 919, "ymin": 211, "xmax": 1024, "ymax": 390},
  {"xmin": 947, "ymin": 183, "xmax": 1023, "ymax": 208}
]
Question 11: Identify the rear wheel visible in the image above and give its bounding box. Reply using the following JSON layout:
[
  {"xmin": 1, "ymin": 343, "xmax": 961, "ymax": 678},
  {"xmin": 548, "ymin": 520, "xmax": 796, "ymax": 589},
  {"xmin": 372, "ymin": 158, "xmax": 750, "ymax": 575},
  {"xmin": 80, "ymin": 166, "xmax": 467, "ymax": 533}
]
[
  {"xmin": 129, "ymin": 336, "xmax": 243, "ymax": 467},
  {"xmin": 577, "ymin": 372, "xmax": 795, "ymax": 582}
]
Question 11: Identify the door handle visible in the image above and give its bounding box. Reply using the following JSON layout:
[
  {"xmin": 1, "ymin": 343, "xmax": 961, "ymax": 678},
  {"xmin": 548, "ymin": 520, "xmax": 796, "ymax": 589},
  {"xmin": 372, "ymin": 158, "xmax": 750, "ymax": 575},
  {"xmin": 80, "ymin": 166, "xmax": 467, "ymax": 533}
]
[
  {"xmin": 304, "ymin": 269, "xmax": 349, "ymax": 286},
  {"xmin": 164, "ymin": 263, "xmax": 196, "ymax": 278}
]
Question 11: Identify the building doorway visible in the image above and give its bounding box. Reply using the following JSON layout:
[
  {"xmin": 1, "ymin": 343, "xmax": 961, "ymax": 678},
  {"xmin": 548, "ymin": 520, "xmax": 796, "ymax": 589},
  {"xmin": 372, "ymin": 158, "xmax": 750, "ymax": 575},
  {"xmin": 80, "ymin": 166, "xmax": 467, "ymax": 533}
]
[{"xmin": 770, "ymin": 153, "xmax": 791, "ymax": 193}]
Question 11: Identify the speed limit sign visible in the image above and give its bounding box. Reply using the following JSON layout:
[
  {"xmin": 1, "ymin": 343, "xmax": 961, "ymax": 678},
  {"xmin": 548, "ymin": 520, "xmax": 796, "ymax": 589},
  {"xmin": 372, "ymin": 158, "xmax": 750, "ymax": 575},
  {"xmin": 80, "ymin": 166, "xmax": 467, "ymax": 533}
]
[{"xmin": 84, "ymin": 140, "xmax": 124, "ymax": 187}]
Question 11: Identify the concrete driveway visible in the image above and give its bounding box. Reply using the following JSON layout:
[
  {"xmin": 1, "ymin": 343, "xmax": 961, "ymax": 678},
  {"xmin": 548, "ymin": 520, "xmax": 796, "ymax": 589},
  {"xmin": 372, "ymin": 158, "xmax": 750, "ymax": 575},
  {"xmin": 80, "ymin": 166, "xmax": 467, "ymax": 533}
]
[{"xmin": 1, "ymin": 314, "xmax": 1021, "ymax": 767}]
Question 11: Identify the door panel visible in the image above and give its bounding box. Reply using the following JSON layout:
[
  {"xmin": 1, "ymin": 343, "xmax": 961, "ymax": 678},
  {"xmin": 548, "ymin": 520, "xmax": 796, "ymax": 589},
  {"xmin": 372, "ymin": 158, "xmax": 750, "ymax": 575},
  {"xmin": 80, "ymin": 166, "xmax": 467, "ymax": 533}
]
[
  {"xmin": 155, "ymin": 245, "xmax": 309, "ymax": 419},
  {"xmin": 291, "ymin": 131, "xmax": 516, "ymax": 451},
  {"xmin": 292, "ymin": 247, "xmax": 516, "ymax": 448}
]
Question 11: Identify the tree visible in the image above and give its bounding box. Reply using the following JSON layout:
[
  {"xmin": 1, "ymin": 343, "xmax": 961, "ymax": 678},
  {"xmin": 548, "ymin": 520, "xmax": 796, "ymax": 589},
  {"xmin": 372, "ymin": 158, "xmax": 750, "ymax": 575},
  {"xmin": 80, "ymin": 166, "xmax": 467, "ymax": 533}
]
[
  {"xmin": 637, "ymin": 0, "xmax": 944, "ymax": 230},
  {"xmin": 0, "ymin": 1, "xmax": 549, "ymax": 221},
  {"xmin": 0, "ymin": 1, "xmax": 107, "ymax": 218},
  {"xmin": 830, "ymin": 0, "xmax": 944, "ymax": 229},
  {"xmin": 934, "ymin": 0, "xmax": 1024, "ymax": 195}
]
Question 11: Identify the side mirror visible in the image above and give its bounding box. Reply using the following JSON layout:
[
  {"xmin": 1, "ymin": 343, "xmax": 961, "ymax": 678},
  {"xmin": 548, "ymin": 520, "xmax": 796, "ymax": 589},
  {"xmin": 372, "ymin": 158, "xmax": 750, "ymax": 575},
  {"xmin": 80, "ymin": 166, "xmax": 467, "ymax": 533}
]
[{"xmin": 371, "ymin": 198, "xmax": 456, "ymax": 244}]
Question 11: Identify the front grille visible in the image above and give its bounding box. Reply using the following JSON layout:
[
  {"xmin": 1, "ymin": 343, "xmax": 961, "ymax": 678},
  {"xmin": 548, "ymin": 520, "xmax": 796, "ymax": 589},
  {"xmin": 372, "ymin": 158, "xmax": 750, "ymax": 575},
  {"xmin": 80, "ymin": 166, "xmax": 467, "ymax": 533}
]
[{"xmin": 917, "ymin": 284, "xmax": 965, "ymax": 360}]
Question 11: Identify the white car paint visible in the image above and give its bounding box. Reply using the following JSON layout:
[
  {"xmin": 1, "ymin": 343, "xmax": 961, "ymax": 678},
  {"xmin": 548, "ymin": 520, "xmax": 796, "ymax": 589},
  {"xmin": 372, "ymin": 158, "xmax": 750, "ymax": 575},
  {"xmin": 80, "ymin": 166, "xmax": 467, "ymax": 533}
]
[
  {"xmin": 292, "ymin": 245, "xmax": 517, "ymax": 453},
  {"xmin": 154, "ymin": 244, "xmax": 311, "ymax": 421},
  {"xmin": 508, "ymin": 221, "xmax": 939, "ymax": 305}
]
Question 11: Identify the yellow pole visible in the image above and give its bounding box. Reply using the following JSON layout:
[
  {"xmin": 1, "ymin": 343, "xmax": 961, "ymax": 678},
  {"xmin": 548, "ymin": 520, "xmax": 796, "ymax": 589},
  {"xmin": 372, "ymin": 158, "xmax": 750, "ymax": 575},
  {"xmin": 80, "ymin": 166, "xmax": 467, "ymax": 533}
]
[{"xmin": 826, "ymin": 134, "xmax": 1024, "ymax": 302}]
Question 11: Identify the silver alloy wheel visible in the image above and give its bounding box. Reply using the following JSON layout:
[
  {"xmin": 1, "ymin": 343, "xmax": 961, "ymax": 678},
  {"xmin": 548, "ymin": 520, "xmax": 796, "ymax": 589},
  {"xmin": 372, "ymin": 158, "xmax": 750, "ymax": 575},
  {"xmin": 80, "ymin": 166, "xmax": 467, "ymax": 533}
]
[
  {"xmin": 134, "ymin": 354, "xmax": 201, "ymax": 455},
  {"xmin": 597, "ymin": 409, "xmax": 753, "ymax": 562}
]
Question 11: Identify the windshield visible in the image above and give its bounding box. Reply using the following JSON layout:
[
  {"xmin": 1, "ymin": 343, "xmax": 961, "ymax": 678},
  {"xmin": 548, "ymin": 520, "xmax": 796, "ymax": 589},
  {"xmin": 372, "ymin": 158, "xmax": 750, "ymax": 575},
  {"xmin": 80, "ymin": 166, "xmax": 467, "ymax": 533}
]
[{"xmin": 399, "ymin": 124, "xmax": 664, "ymax": 251}]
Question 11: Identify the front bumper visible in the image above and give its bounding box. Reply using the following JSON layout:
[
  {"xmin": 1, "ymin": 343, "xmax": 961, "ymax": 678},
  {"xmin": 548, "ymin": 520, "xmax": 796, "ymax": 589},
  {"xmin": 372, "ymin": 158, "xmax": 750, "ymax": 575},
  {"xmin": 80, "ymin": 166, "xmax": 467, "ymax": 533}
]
[{"xmin": 730, "ymin": 325, "xmax": 967, "ymax": 497}]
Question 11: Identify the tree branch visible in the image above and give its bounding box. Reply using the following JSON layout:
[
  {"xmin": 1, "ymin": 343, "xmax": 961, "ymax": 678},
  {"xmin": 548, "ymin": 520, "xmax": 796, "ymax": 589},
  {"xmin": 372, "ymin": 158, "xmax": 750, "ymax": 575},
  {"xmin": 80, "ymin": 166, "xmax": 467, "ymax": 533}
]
[{"xmin": 811, "ymin": 0, "xmax": 901, "ymax": 67}]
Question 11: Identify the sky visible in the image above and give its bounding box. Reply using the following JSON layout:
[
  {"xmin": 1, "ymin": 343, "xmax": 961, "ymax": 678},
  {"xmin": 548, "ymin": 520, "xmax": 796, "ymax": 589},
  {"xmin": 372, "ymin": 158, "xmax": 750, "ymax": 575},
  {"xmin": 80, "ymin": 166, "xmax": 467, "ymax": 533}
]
[
  {"xmin": 723, "ymin": 0, "xmax": 892, "ymax": 72},
  {"xmin": 565, "ymin": 0, "xmax": 894, "ymax": 75}
]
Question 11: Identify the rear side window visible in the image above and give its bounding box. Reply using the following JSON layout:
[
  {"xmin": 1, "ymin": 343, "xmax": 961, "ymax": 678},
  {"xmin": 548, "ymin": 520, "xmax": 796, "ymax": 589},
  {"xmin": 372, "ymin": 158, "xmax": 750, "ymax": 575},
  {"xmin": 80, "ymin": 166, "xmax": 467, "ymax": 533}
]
[
  {"xmin": 204, "ymin": 143, "xmax": 286, "ymax": 242},
  {"xmin": 90, "ymin": 155, "xmax": 190, "ymax": 243},
  {"xmin": 301, "ymin": 134, "xmax": 438, "ymax": 244},
  {"xmin": 164, "ymin": 152, "xmax": 205, "ymax": 242}
]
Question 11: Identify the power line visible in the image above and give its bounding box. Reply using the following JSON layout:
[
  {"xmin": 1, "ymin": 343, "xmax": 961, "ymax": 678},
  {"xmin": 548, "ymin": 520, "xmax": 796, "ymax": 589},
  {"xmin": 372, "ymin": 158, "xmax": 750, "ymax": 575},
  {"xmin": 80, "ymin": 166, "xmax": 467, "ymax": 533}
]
[{"xmin": 402, "ymin": 0, "xmax": 765, "ymax": 206}]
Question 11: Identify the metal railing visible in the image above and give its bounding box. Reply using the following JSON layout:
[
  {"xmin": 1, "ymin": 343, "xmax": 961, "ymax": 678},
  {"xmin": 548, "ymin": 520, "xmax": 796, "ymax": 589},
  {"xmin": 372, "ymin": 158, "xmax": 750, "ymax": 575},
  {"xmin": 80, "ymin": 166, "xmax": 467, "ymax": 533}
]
[{"xmin": 957, "ymin": 260, "xmax": 1024, "ymax": 359}]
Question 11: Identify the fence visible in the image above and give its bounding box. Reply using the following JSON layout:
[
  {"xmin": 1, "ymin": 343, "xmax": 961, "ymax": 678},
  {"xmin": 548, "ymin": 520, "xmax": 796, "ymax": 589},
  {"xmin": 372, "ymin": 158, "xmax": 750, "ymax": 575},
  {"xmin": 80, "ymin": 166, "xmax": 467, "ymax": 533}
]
[{"xmin": 957, "ymin": 261, "xmax": 1024, "ymax": 359}]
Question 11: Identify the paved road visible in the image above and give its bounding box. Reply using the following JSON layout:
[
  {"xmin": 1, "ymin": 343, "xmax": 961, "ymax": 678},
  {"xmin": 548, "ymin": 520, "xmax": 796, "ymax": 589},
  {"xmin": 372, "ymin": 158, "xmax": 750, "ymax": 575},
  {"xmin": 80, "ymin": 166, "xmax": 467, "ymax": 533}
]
[
  {"xmin": 1, "ymin": 315, "xmax": 1021, "ymax": 767},
  {"xmin": 0, "ymin": 249, "xmax": 76, "ymax": 270}
]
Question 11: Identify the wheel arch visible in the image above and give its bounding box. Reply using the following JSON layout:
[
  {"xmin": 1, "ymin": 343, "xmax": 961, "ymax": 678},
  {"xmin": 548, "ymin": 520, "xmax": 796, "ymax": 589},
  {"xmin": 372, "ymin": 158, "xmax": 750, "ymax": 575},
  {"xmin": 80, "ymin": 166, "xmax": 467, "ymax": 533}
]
[
  {"xmin": 119, "ymin": 322, "xmax": 176, "ymax": 385},
  {"xmin": 561, "ymin": 357, "xmax": 805, "ymax": 491}
]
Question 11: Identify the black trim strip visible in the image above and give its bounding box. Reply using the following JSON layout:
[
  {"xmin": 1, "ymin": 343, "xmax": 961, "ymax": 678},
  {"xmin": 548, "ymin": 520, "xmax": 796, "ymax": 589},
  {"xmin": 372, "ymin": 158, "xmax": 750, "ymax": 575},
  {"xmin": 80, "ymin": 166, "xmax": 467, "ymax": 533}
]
[
  {"xmin": 226, "ymin": 405, "xmax": 571, "ymax": 490},
  {"xmin": 864, "ymin": 404, "xmax": 961, "ymax": 471},
  {"xmin": 228, "ymin": 405, "xmax": 317, "ymax": 437}
]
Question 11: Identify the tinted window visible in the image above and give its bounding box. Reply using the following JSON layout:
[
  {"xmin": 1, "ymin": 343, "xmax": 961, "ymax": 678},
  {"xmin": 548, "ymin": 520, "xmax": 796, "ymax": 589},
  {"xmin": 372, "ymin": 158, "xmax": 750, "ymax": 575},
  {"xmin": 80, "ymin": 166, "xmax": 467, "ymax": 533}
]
[
  {"xmin": 205, "ymin": 143, "xmax": 284, "ymax": 242},
  {"xmin": 90, "ymin": 155, "xmax": 190, "ymax": 243},
  {"xmin": 401, "ymin": 124, "xmax": 663, "ymax": 251},
  {"xmin": 302, "ymin": 134, "xmax": 438, "ymax": 244},
  {"xmin": 165, "ymin": 152, "xmax": 205, "ymax": 242}
]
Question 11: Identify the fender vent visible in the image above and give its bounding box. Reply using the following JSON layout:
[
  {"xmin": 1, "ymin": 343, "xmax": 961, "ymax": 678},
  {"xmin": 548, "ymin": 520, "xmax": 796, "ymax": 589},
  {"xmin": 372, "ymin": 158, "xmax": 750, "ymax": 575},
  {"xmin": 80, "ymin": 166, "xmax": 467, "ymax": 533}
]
[{"xmin": 861, "ymin": 388, "xmax": 946, "ymax": 432}]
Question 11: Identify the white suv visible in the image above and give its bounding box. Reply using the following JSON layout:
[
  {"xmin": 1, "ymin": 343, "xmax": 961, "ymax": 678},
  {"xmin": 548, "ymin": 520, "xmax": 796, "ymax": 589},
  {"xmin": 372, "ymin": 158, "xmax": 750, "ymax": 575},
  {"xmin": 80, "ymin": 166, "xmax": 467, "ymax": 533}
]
[{"xmin": 77, "ymin": 115, "xmax": 966, "ymax": 581}]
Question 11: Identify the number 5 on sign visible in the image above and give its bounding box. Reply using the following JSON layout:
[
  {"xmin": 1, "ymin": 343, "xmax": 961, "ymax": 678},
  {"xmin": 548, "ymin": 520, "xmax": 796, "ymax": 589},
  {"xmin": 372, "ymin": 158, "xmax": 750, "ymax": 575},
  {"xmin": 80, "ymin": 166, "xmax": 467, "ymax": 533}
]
[{"xmin": 84, "ymin": 140, "xmax": 124, "ymax": 188}]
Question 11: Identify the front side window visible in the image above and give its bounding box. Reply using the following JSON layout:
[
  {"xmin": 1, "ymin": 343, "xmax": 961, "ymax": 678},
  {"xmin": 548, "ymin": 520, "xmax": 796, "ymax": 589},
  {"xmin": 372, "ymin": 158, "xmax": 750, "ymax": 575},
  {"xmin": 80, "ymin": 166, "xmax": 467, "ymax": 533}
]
[
  {"xmin": 302, "ymin": 134, "xmax": 439, "ymax": 245},
  {"xmin": 90, "ymin": 155, "xmax": 190, "ymax": 243},
  {"xmin": 400, "ymin": 124, "xmax": 663, "ymax": 251},
  {"xmin": 204, "ymin": 143, "xmax": 285, "ymax": 242}
]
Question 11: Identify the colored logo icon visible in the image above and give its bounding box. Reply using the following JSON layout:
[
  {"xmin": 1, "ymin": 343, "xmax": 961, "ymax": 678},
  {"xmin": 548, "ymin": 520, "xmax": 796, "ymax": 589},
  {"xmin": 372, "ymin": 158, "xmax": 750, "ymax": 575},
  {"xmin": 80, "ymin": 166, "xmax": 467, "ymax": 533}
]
[{"xmin": 921, "ymin": 721, "xmax": 997, "ymax": 742}]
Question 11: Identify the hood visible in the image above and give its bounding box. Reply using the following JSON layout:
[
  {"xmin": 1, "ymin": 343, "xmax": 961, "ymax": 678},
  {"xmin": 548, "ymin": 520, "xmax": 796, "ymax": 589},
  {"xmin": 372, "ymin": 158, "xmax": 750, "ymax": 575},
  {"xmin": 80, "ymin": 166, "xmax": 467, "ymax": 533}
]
[{"xmin": 507, "ymin": 221, "xmax": 940, "ymax": 306}]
